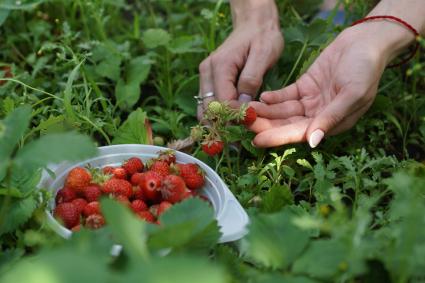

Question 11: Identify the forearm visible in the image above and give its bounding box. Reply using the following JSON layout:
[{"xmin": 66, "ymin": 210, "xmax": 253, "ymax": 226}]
[
  {"xmin": 364, "ymin": 0, "xmax": 425, "ymax": 60},
  {"xmin": 229, "ymin": 0, "xmax": 279, "ymax": 28}
]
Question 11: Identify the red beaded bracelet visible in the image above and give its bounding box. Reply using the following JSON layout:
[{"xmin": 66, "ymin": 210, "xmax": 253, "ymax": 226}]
[{"xmin": 351, "ymin": 15, "xmax": 420, "ymax": 68}]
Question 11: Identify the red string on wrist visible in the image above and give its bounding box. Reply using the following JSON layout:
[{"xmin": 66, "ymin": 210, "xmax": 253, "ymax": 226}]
[{"xmin": 351, "ymin": 15, "xmax": 420, "ymax": 68}]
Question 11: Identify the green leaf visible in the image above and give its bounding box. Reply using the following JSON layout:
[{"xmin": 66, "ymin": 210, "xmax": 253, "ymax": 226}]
[
  {"xmin": 115, "ymin": 78, "xmax": 140, "ymax": 110},
  {"xmin": 258, "ymin": 274, "xmax": 320, "ymax": 283},
  {"xmin": 142, "ymin": 28, "xmax": 171, "ymax": 49},
  {"xmin": 0, "ymin": 247, "xmax": 112, "ymax": 283},
  {"xmin": 127, "ymin": 55, "xmax": 151, "ymax": 85},
  {"xmin": 293, "ymin": 239, "xmax": 349, "ymax": 279},
  {"xmin": 128, "ymin": 255, "xmax": 228, "ymax": 283},
  {"xmin": 101, "ymin": 198, "xmax": 149, "ymax": 260},
  {"xmin": 95, "ymin": 55, "xmax": 121, "ymax": 81},
  {"xmin": 240, "ymin": 209, "xmax": 310, "ymax": 269},
  {"xmin": 261, "ymin": 184, "xmax": 294, "ymax": 213},
  {"xmin": 0, "ymin": 195, "xmax": 38, "ymax": 235},
  {"xmin": 112, "ymin": 108, "xmax": 151, "ymax": 144},
  {"xmin": 63, "ymin": 60, "xmax": 84, "ymax": 123},
  {"xmin": 168, "ymin": 35, "xmax": 204, "ymax": 54},
  {"xmin": 0, "ymin": 105, "xmax": 32, "ymax": 181},
  {"xmin": 13, "ymin": 132, "xmax": 97, "ymax": 173},
  {"xmin": 0, "ymin": 0, "xmax": 14, "ymax": 27},
  {"xmin": 149, "ymin": 198, "xmax": 220, "ymax": 252}
]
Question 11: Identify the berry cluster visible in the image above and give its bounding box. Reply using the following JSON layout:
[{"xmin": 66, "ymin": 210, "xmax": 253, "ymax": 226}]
[
  {"xmin": 53, "ymin": 150, "xmax": 207, "ymax": 231},
  {"xmin": 191, "ymin": 102, "xmax": 257, "ymax": 157}
]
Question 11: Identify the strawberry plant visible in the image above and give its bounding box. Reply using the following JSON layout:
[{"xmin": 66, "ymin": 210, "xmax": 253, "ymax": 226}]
[{"xmin": 1, "ymin": 1, "xmax": 425, "ymax": 283}]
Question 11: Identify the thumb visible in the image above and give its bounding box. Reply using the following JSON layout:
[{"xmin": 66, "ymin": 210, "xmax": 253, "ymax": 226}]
[
  {"xmin": 306, "ymin": 90, "xmax": 364, "ymax": 148},
  {"xmin": 237, "ymin": 45, "xmax": 273, "ymax": 100}
]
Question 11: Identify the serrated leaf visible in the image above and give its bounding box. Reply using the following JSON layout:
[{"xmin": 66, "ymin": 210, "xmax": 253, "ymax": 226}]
[
  {"xmin": 0, "ymin": 105, "xmax": 32, "ymax": 181},
  {"xmin": 293, "ymin": 239, "xmax": 348, "ymax": 279},
  {"xmin": 261, "ymin": 184, "xmax": 293, "ymax": 213},
  {"xmin": 115, "ymin": 78, "xmax": 140, "ymax": 110},
  {"xmin": 112, "ymin": 108, "xmax": 151, "ymax": 144},
  {"xmin": 101, "ymin": 198, "xmax": 149, "ymax": 260},
  {"xmin": 142, "ymin": 28, "xmax": 171, "ymax": 49},
  {"xmin": 0, "ymin": 195, "xmax": 38, "ymax": 235},
  {"xmin": 240, "ymin": 209, "xmax": 310, "ymax": 269},
  {"xmin": 13, "ymin": 132, "xmax": 97, "ymax": 173},
  {"xmin": 149, "ymin": 198, "xmax": 220, "ymax": 252}
]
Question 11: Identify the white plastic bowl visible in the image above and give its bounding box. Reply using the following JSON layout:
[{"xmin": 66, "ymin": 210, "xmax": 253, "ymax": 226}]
[{"xmin": 40, "ymin": 144, "xmax": 249, "ymax": 243}]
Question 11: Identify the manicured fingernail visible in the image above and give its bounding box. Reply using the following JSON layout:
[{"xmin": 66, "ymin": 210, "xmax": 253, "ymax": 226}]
[
  {"xmin": 238, "ymin": 93, "xmax": 252, "ymax": 102},
  {"xmin": 309, "ymin": 129, "xmax": 324, "ymax": 148}
]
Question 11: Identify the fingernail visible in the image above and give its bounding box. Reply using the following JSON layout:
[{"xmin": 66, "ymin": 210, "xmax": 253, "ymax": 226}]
[
  {"xmin": 309, "ymin": 129, "xmax": 324, "ymax": 148},
  {"xmin": 259, "ymin": 96, "xmax": 265, "ymax": 103},
  {"xmin": 238, "ymin": 93, "xmax": 252, "ymax": 102},
  {"xmin": 251, "ymin": 140, "xmax": 256, "ymax": 148}
]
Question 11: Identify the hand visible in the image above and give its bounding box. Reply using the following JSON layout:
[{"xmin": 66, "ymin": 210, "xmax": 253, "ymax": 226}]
[
  {"xmin": 249, "ymin": 22, "xmax": 414, "ymax": 148},
  {"xmin": 197, "ymin": 0, "xmax": 284, "ymax": 120}
]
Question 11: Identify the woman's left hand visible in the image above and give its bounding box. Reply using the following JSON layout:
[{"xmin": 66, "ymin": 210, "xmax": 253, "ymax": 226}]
[{"xmin": 248, "ymin": 22, "xmax": 413, "ymax": 148}]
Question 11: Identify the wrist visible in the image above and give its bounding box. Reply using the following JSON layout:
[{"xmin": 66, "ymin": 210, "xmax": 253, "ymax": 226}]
[{"xmin": 230, "ymin": 0, "xmax": 279, "ymax": 29}]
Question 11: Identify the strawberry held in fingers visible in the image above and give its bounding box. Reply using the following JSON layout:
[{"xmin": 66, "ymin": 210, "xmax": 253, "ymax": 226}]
[
  {"xmin": 123, "ymin": 157, "xmax": 144, "ymax": 175},
  {"xmin": 160, "ymin": 175, "xmax": 189, "ymax": 204},
  {"xmin": 241, "ymin": 106, "xmax": 257, "ymax": 126}
]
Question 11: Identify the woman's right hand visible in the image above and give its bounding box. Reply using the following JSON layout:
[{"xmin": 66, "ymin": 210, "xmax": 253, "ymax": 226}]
[{"xmin": 197, "ymin": 0, "xmax": 284, "ymax": 120}]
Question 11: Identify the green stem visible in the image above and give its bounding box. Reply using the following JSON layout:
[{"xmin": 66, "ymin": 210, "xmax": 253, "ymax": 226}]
[{"xmin": 283, "ymin": 40, "xmax": 308, "ymax": 87}]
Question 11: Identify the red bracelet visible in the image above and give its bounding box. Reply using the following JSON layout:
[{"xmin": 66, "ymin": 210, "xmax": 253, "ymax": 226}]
[{"xmin": 351, "ymin": 15, "xmax": 420, "ymax": 68}]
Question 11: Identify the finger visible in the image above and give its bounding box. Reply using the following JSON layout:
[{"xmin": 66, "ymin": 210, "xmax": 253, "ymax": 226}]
[
  {"xmin": 196, "ymin": 91, "xmax": 204, "ymax": 121},
  {"xmin": 199, "ymin": 58, "xmax": 216, "ymax": 110},
  {"xmin": 252, "ymin": 119, "xmax": 311, "ymax": 148},
  {"xmin": 306, "ymin": 88, "xmax": 371, "ymax": 148},
  {"xmin": 248, "ymin": 116, "xmax": 305, "ymax": 133},
  {"xmin": 237, "ymin": 44, "xmax": 273, "ymax": 99},
  {"xmin": 248, "ymin": 101, "xmax": 304, "ymax": 120},
  {"xmin": 259, "ymin": 83, "xmax": 299, "ymax": 104},
  {"xmin": 210, "ymin": 53, "xmax": 238, "ymax": 102}
]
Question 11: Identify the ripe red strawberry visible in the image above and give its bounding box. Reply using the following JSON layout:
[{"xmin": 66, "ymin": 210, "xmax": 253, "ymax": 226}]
[
  {"xmin": 85, "ymin": 214, "xmax": 105, "ymax": 229},
  {"xmin": 71, "ymin": 225, "xmax": 81, "ymax": 232},
  {"xmin": 175, "ymin": 163, "xmax": 205, "ymax": 190},
  {"xmin": 242, "ymin": 106, "xmax": 257, "ymax": 125},
  {"xmin": 139, "ymin": 171, "xmax": 162, "ymax": 202},
  {"xmin": 157, "ymin": 150, "xmax": 176, "ymax": 165},
  {"xmin": 201, "ymin": 140, "xmax": 224, "ymax": 157},
  {"xmin": 65, "ymin": 167, "xmax": 92, "ymax": 193},
  {"xmin": 137, "ymin": 211, "xmax": 156, "ymax": 223},
  {"xmin": 131, "ymin": 199, "xmax": 148, "ymax": 212},
  {"xmin": 102, "ymin": 166, "xmax": 115, "ymax": 175},
  {"xmin": 111, "ymin": 167, "xmax": 127, "ymax": 179},
  {"xmin": 72, "ymin": 198, "xmax": 88, "ymax": 214},
  {"xmin": 54, "ymin": 203, "xmax": 80, "ymax": 229},
  {"xmin": 131, "ymin": 172, "xmax": 145, "ymax": 186},
  {"xmin": 132, "ymin": 186, "xmax": 146, "ymax": 201},
  {"xmin": 55, "ymin": 187, "xmax": 76, "ymax": 204},
  {"xmin": 123, "ymin": 157, "xmax": 144, "ymax": 175},
  {"xmin": 149, "ymin": 160, "xmax": 170, "ymax": 177},
  {"xmin": 83, "ymin": 184, "xmax": 102, "ymax": 202},
  {"xmin": 102, "ymin": 179, "xmax": 132, "ymax": 198},
  {"xmin": 158, "ymin": 201, "xmax": 172, "ymax": 216},
  {"xmin": 83, "ymin": 201, "xmax": 100, "ymax": 217},
  {"xmin": 160, "ymin": 175, "xmax": 188, "ymax": 204}
]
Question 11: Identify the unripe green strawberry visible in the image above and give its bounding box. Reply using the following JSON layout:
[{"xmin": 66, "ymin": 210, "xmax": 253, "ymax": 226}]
[
  {"xmin": 190, "ymin": 125, "xmax": 204, "ymax": 141},
  {"xmin": 207, "ymin": 101, "xmax": 222, "ymax": 114}
]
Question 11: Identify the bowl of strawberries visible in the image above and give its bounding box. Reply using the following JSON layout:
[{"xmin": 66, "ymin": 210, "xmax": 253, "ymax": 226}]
[{"xmin": 40, "ymin": 144, "xmax": 249, "ymax": 243}]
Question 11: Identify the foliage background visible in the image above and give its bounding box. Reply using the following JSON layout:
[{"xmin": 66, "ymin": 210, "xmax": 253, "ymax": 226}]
[{"xmin": 0, "ymin": 0, "xmax": 424, "ymax": 282}]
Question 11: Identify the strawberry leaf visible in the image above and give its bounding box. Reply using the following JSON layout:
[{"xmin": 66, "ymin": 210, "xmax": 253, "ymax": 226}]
[
  {"xmin": 0, "ymin": 194, "xmax": 38, "ymax": 235},
  {"xmin": 13, "ymin": 132, "xmax": 97, "ymax": 173},
  {"xmin": 112, "ymin": 108, "xmax": 152, "ymax": 145}
]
